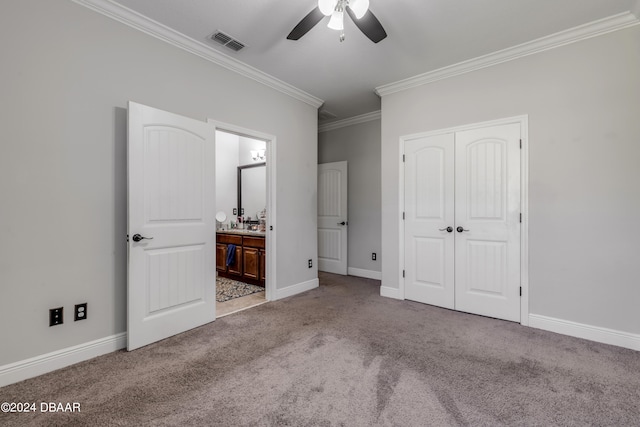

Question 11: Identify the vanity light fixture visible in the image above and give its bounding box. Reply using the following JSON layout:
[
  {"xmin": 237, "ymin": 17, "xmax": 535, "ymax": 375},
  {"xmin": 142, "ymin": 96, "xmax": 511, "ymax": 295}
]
[{"xmin": 250, "ymin": 149, "xmax": 266, "ymax": 161}]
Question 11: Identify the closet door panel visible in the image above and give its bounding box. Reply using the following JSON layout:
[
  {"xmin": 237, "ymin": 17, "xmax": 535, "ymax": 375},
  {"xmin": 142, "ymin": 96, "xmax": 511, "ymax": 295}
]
[
  {"xmin": 454, "ymin": 123, "xmax": 521, "ymax": 322},
  {"xmin": 404, "ymin": 133, "xmax": 455, "ymax": 309}
]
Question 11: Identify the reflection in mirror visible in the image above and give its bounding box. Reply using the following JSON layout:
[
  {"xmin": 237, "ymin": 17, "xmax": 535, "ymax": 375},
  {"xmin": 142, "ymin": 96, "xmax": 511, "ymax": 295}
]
[{"xmin": 238, "ymin": 162, "xmax": 266, "ymax": 221}]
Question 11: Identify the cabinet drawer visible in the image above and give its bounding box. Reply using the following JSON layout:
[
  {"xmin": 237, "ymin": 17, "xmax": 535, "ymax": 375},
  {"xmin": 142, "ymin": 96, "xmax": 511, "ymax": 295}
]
[
  {"xmin": 217, "ymin": 233, "xmax": 242, "ymax": 245},
  {"xmin": 243, "ymin": 236, "xmax": 265, "ymax": 249}
]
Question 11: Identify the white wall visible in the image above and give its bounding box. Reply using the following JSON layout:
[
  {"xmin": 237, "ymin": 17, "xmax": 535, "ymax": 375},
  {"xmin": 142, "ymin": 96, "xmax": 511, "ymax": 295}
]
[
  {"xmin": 319, "ymin": 119, "xmax": 382, "ymax": 275},
  {"xmin": 215, "ymin": 131, "xmax": 240, "ymax": 227},
  {"xmin": 0, "ymin": 0, "xmax": 318, "ymax": 367},
  {"xmin": 380, "ymin": 26, "xmax": 640, "ymax": 335}
]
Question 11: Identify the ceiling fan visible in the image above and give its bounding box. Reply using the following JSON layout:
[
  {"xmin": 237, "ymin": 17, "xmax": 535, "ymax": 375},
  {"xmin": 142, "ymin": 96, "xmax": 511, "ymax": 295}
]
[{"xmin": 287, "ymin": 0, "xmax": 387, "ymax": 43}]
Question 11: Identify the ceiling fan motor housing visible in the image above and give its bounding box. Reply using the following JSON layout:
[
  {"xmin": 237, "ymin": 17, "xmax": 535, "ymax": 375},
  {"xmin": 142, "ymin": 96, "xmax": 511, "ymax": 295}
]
[{"xmin": 319, "ymin": 0, "xmax": 369, "ymax": 19}]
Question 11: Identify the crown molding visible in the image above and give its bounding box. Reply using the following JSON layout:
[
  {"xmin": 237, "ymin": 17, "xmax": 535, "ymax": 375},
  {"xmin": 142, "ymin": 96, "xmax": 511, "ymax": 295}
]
[
  {"xmin": 376, "ymin": 12, "xmax": 640, "ymax": 97},
  {"xmin": 71, "ymin": 0, "xmax": 324, "ymax": 109},
  {"xmin": 318, "ymin": 110, "xmax": 381, "ymax": 133}
]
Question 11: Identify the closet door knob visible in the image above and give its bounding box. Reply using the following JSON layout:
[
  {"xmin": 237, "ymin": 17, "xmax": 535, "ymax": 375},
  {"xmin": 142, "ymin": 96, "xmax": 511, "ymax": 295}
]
[
  {"xmin": 456, "ymin": 226, "xmax": 469, "ymax": 233},
  {"xmin": 439, "ymin": 227, "xmax": 453, "ymax": 233}
]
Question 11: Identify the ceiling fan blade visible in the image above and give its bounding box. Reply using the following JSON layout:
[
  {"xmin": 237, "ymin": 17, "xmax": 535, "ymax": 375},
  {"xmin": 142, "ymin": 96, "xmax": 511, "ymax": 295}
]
[
  {"xmin": 287, "ymin": 7, "xmax": 325, "ymax": 40},
  {"xmin": 346, "ymin": 7, "xmax": 387, "ymax": 43}
]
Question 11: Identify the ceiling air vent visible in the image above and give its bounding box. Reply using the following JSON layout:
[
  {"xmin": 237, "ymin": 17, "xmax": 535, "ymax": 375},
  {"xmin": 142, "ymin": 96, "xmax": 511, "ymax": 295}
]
[{"xmin": 209, "ymin": 30, "xmax": 245, "ymax": 52}]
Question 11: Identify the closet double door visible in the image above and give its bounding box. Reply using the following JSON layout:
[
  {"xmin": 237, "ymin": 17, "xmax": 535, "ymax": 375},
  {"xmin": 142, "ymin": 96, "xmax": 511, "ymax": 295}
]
[{"xmin": 404, "ymin": 123, "xmax": 521, "ymax": 322}]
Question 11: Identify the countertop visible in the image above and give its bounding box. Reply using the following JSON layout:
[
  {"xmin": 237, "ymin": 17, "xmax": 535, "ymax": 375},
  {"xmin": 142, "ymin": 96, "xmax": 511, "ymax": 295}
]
[{"xmin": 216, "ymin": 229, "xmax": 266, "ymax": 237}]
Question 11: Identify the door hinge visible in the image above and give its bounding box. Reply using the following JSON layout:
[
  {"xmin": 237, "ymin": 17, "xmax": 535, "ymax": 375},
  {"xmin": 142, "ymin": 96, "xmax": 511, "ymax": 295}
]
[
  {"xmin": 402, "ymin": 212, "xmax": 405, "ymax": 220},
  {"xmin": 402, "ymin": 154, "xmax": 405, "ymax": 162},
  {"xmin": 519, "ymin": 213, "xmax": 522, "ymax": 223},
  {"xmin": 520, "ymin": 286, "xmax": 522, "ymax": 297},
  {"xmin": 519, "ymin": 139, "xmax": 522, "ymax": 149},
  {"xmin": 402, "ymin": 270, "xmax": 405, "ymax": 278}
]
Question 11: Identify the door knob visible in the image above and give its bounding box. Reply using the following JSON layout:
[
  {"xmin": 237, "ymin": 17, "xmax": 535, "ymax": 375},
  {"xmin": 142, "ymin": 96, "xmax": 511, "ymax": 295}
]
[
  {"xmin": 456, "ymin": 226, "xmax": 469, "ymax": 233},
  {"xmin": 132, "ymin": 233, "xmax": 154, "ymax": 242},
  {"xmin": 337, "ymin": 221, "xmax": 346, "ymax": 226},
  {"xmin": 439, "ymin": 226, "xmax": 453, "ymax": 233}
]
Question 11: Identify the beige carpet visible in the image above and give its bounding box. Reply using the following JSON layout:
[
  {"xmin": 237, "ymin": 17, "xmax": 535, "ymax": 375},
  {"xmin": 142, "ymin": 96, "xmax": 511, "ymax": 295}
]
[{"xmin": 1, "ymin": 272, "xmax": 639, "ymax": 426}]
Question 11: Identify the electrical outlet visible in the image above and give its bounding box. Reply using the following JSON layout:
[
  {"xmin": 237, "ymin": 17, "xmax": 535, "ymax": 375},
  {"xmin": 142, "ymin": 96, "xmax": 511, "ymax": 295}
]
[
  {"xmin": 49, "ymin": 307, "xmax": 63, "ymax": 327},
  {"xmin": 308, "ymin": 259, "xmax": 312, "ymax": 268},
  {"xmin": 74, "ymin": 303, "xmax": 87, "ymax": 321},
  {"xmin": 372, "ymin": 253, "xmax": 377, "ymax": 261}
]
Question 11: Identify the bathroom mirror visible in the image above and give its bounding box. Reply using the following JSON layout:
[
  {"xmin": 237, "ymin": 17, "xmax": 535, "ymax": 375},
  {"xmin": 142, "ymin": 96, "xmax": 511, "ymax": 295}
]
[{"xmin": 237, "ymin": 162, "xmax": 266, "ymax": 221}]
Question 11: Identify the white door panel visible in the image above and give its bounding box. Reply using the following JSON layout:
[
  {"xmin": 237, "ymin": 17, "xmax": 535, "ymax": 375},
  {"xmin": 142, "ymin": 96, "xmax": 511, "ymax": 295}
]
[
  {"xmin": 128, "ymin": 101, "xmax": 216, "ymax": 351},
  {"xmin": 404, "ymin": 134, "xmax": 455, "ymax": 309},
  {"xmin": 318, "ymin": 161, "xmax": 348, "ymax": 275},
  {"xmin": 454, "ymin": 123, "xmax": 521, "ymax": 321}
]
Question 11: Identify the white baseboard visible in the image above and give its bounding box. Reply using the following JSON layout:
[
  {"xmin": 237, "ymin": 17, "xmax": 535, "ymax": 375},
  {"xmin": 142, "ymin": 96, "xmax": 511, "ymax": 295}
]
[
  {"xmin": 380, "ymin": 285, "xmax": 402, "ymax": 300},
  {"xmin": 529, "ymin": 314, "xmax": 640, "ymax": 351},
  {"xmin": 347, "ymin": 267, "xmax": 382, "ymax": 280},
  {"xmin": 274, "ymin": 278, "xmax": 319, "ymax": 300},
  {"xmin": 0, "ymin": 332, "xmax": 127, "ymax": 388}
]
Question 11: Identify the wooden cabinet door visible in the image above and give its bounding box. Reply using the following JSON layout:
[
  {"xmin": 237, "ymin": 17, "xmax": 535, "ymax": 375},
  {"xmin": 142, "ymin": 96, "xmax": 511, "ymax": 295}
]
[
  {"xmin": 259, "ymin": 250, "xmax": 266, "ymax": 282},
  {"xmin": 243, "ymin": 247, "xmax": 259, "ymax": 280},
  {"xmin": 228, "ymin": 246, "xmax": 243, "ymax": 276},
  {"xmin": 216, "ymin": 244, "xmax": 227, "ymax": 273}
]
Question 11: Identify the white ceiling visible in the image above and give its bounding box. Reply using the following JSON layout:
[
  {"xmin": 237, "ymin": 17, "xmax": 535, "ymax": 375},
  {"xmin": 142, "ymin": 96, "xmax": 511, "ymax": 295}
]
[{"xmin": 112, "ymin": 0, "xmax": 639, "ymax": 123}]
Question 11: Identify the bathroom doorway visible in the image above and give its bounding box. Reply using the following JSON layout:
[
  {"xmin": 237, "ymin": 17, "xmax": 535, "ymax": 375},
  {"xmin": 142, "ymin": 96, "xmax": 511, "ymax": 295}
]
[{"xmin": 213, "ymin": 126, "xmax": 274, "ymax": 317}]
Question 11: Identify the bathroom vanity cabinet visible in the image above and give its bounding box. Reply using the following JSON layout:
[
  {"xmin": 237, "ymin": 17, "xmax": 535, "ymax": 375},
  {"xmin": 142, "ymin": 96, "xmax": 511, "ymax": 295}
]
[{"xmin": 216, "ymin": 231, "xmax": 266, "ymax": 287}]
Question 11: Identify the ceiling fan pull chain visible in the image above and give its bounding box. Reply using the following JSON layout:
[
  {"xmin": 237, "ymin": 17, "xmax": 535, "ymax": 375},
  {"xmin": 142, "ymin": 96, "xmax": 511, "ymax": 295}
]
[{"xmin": 340, "ymin": 31, "xmax": 345, "ymax": 42}]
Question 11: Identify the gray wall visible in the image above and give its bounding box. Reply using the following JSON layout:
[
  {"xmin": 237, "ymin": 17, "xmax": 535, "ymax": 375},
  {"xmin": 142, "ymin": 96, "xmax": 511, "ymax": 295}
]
[
  {"xmin": 381, "ymin": 26, "xmax": 640, "ymax": 334},
  {"xmin": 0, "ymin": 0, "xmax": 318, "ymax": 366},
  {"xmin": 319, "ymin": 120, "xmax": 381, "ymax": 274}
]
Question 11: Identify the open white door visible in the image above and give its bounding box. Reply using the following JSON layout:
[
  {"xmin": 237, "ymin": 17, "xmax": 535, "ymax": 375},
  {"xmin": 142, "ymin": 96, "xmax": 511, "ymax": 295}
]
[
  {"xmin": 128, "ymin": 101, "xmax": 216, "ymax": 351},
  {"xmin": 318, "ymin": 161, "xmax": 348, "ymax": 275}
]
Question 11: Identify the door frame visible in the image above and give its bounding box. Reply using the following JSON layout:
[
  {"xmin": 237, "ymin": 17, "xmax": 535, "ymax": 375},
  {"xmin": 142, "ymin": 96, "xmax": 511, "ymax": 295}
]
[
  {"xmin": 208, "ymin": 119, "xmax": 277, "ymax": 302},
  {"xmin": 398, "ymin": 115, "xmax": 529, "ymax": 325}
]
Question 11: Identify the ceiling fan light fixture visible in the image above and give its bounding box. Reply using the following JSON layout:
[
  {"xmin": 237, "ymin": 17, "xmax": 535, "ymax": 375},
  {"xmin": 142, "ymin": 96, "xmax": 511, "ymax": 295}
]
[
  {"xmin": 327, "ymin": 10, "xmax": 344, "ymax": 30},
  {"xmin": 349, "ymin": 0, "xmax": 369, "ymax": 19},
  {"xmin": 318, "ymin": 0, "xmax": 338, "ymax": 16}
]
